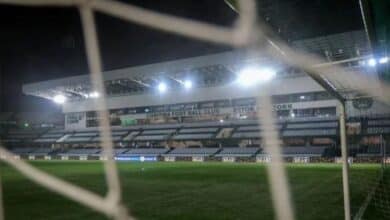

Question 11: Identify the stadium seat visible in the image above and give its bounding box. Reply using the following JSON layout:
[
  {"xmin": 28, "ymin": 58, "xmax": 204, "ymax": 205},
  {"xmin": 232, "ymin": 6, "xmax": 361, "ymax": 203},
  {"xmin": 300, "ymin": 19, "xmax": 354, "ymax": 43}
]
[
  {"xmin": 166, "ymin": 147, "xmax": 219, "ymax": 157},
  {"xmin": 216, "ymin": 147, "xmax": 260, "ymax": 157},
  {"xmin": 121, "ymin": 148, "xmax": 169, "ymax": 156},
  {"xmin": 286, "ymin": 122, "xmax": 338, "ymax": 129},
  {"xmin": 172, "ymin": 133, "xmax": 214, "ymax": 140}
]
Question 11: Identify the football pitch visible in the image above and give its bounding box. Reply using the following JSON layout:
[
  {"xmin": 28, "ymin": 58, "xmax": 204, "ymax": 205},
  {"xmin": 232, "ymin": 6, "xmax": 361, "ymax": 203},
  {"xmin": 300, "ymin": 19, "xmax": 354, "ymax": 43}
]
[{"xmin": 0, "ymin": 161, "xmax": 386, "ymax": 220}]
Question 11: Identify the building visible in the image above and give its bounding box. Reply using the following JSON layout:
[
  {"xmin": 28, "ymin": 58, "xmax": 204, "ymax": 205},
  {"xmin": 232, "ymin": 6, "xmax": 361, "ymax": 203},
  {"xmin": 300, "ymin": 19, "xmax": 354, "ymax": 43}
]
[{"xmin": 22, "ymin": 31, "xmax": 387, "ymax": 131}]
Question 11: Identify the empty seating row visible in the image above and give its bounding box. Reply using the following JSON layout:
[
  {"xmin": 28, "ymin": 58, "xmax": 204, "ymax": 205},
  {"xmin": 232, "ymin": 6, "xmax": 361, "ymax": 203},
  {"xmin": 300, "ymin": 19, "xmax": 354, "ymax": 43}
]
[
  {"xmin": 367, "ymin": 127, "xmax": 390, "ymax": 134},
  {"xmin": 34, "ymin": 137, "xmax": 60, "ymax": 143},
  {"xmin": 179, "ymin": 127, "xmax": 218, "ymax": 133},
  {"xmin": 142, "ymin": 129, "xmax": 176, "ymax": 135},
  {"xmin": 29, "ymin": 148, "xmax": 54, "ymax": 155},
  {"xmin": 286, "ymin": 122, "xmax": 338, "ymax": 129},
  {"xmin": 173, "ymin": 133, "xmax": 214, "ymax": 140},
  {"xmin": 111, "ymin": 130, "xmax": 129, "ymax": 136},
  {"xmin": 134, "ymin": 135, "xmax": 167, "ymax": 141},
  {"xmin": 367, "ymin": 146, "xmax": 381, "ymax": 154},
  {"xmin": 11, "ymin": 147, "xmax": 36, "ymax": 154},
  {"xmin": 4, "ymin": 129, "xmax": 48, "ymax": 142},
  {"xmin": 281, "ymin": 116, "xmax": 338, "ymax": 122},
  {"xmin": 10, "ymin": 147, "xmax": 54, "ymax": 155},
  {"xmin": 236, "ymin": 125, "xmax": 282, "ymax": 131},
  {"xmin": 40, "ymin": 133, "xmax": 65, "ymax": 138},
  {"xmin": 282, "ymin": 129, "xmax": 337, "ymax": 136},
  {"xmin": 34, "ymin": 129, "xmax": 68, "ymax": 143},
  {"xmin": 58, "ymin": 148, "xmax": 100, "ymax": 156},
  {"xmin": 216, "ymin": 147, "xmax": 260, "ymax": 157},
  {"xmin": 280, "ymin": 146, "xmax": 326, "ymax": 156},
  {"xmin": 121, "ymin": 148, "xmax": 169, "ymax": 156},
  {"xmin": 166, "ymin": 148, "xmax": 219, "ymax": 156},
  {"xmin": 88, "ymin": 148, "xmax": 130, "ymax": 156},
  {"xmin": 8, "ymin": 146, "xmax": 331, "ymax": 157},
  {"xmin": 368, "ymin": 120, "xmax": 390, "ymax": 126},
  {"xmin": 92, "ymin": 136, "xmax": 123, "ymax": 142},
  {"xmin": 231, "ymin": 131, "xmax": 260, "ymax": 138},
  {"xmin": 64, "ymin": 136, "xmax": 93, "ymax": 143},
  {"xmin": 73, "ymin": 132, "xmax": 97, "ymax": 137},
  {"xmin": 356, "ymin": 146, "xmax": 382, "ymax": 156}
]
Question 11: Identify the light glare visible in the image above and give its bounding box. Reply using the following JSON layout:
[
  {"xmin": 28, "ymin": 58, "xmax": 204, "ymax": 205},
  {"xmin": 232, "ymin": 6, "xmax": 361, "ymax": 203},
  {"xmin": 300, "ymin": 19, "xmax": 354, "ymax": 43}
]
[
  {"xmin": 379, "ymin": 57, "xmax": 388, "ymax": 64},
  {"xmin": 237, "ymin": 67, "xmax": 276, "ymax": 87},
  {"xmin": 184, "ymin": 80, "xmax": 192, "ymax": 89},
  {"xmin": 53, "ymin": 94, "xmax": 66, "ymax": 104},
  {"xmin": 158, "ymin": 82, "xmax": 167, "ymax": 93},
  {"xmin": 89, "ymin": 91, "xmax": 100, "ymax": 98},
  {"xmin": 368, "ymin": 58, "xmax": 377, "ymax": 67}
]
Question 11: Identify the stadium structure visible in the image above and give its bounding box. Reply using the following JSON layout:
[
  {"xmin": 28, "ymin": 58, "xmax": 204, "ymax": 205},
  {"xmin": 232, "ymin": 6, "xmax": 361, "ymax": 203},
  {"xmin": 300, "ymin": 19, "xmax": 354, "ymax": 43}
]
[
  {"xmin": 0, "ymin": 30, "xmax": 389, "ymax": 163},
  {"xmin": 0, "ymin": 1, "xmax": 390, "ymax": 220}
]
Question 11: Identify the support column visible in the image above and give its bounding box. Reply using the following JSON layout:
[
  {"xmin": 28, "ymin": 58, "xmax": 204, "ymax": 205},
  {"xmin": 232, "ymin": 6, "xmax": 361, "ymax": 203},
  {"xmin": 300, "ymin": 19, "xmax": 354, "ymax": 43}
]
[{"xmin": 339, "ymin": 102, "xmax": 351, "ymax": 220}]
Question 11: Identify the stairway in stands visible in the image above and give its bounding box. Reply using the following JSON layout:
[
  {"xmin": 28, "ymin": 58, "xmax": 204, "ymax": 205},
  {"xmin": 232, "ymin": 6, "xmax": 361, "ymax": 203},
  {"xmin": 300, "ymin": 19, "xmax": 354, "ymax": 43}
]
[{"xmin": 216, "ymin": 127, "xmax": 234, "ymax": 138}]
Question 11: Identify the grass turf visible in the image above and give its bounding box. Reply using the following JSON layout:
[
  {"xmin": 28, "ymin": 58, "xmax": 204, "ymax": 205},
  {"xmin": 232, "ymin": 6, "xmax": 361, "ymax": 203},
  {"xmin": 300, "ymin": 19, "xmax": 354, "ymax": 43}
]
[{"xmin": 0, "ymin": 161, "xmax": 386, "ymax": 220}]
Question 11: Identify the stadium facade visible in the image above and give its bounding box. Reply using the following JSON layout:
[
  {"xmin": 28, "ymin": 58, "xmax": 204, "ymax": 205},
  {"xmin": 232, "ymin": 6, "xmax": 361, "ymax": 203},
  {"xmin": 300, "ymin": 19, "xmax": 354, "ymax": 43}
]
[
  {"xmin": 22, "ymin": 31, "xmax": 388, "ymax": 131},
  {"xmin": 24, "ymin": 51, "xmax": 343, "ymax": 131}
]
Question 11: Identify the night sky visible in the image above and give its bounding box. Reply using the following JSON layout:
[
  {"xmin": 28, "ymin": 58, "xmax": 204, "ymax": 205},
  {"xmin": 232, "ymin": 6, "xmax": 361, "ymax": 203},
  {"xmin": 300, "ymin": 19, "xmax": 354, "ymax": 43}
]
[{"xmin": 0, "ymin": 0, "xmax": 363, "ymax": 113}]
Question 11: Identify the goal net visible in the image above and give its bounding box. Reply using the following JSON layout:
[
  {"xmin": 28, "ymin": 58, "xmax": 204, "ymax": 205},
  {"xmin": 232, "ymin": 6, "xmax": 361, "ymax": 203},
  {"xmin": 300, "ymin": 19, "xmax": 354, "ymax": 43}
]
[
  {"xmin": 0, "ymin": 1, "xmax": 389, "ymax": 220},
  {"xmin": 347, "ymin": 97, "xmax": 390, "ymax": 220}
]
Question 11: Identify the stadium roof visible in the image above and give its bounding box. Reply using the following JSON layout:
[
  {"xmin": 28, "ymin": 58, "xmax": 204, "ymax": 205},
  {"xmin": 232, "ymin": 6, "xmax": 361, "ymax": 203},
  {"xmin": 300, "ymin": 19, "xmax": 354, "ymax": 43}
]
[{"xmin": 23, "ymin": 30, "xmax": 379, "ymax": 102}]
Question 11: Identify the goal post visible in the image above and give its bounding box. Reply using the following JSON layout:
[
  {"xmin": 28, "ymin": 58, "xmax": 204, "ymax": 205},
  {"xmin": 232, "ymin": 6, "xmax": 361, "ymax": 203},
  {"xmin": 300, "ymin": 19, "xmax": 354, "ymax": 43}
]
[{"xmin": 340, "ymin": 102, "xmax": 352, "ymax": 220}]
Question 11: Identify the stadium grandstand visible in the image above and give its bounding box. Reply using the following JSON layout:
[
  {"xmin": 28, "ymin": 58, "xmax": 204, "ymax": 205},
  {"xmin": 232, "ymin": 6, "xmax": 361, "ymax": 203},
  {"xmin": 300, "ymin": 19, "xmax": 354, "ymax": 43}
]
[
  {"xmin": 0, "ymin": 0, "xmax": 389, "ymax": 220},
  {"xmin": 0, "ymin": 30, "xmax": 388, "ymax": 163}
]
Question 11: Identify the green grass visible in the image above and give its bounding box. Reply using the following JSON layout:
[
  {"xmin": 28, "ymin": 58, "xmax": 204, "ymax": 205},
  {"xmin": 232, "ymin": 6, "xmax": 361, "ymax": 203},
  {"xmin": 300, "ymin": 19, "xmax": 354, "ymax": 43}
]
[{"xmin": 0, "ymin": 161, "xmax": 387, "ymax": 220}]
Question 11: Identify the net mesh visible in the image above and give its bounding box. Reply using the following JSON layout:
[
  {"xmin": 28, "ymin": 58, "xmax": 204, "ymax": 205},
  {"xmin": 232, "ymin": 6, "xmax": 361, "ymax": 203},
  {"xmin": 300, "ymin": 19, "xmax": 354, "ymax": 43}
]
[
  {"xmin": 347, "ymin": 99, "xmax": 390, "ymax": 220},
  {"xmin": 0, "ymin": 0, "xmax": 389, "ymax": 220}
]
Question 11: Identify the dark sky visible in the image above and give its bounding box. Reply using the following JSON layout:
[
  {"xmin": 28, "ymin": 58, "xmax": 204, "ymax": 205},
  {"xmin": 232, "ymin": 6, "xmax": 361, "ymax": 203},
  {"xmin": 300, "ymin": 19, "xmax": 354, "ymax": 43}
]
[{"xmin": 0, "ymin": 0, "xmax": 363, "ymax": 113}]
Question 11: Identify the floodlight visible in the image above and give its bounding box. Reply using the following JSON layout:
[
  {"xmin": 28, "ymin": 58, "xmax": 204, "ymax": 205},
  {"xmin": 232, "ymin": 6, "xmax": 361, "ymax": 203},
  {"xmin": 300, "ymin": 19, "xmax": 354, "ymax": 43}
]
[
  {"xmin": 368, "ymin": 58, "xmax": 377, "ymax": 67},
  {"xmin": 237, "ymin": 67, "xmax": 276, "ymax": 87},
  {"xmin": 219, "ymin": 119, "xmax": 224, "ymax": 123},
  {"xmin": 158, "ymin": 82, "xmax": 167, "ymax": 93},
  {"xmin": 300, "ymin": 95, "xmax": 305, "ymax": 100},
  {"xmin": 183, "ymin": 80, "xmax": 193, "ymax": 89},
  {"xmin": 379, "ymin": 57, "xmax": 388, "ymax": 64},
  {"xmin": 89, "ymin": 91, "xmax": 100, "ymax": 98},
  {"xmin": 53, "ymin": 94, "xmax": 66, "ymax": 104}
]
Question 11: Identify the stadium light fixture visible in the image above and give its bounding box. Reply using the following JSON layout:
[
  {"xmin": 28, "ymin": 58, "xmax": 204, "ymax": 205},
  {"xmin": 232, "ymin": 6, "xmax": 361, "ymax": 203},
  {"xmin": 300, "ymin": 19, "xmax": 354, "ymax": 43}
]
[
  {"xmin": 379, "ymin": 56, "xmax": 388, "ymax": 64},
  {"xmin": 53, "ymin": 94, "xmax": 67, "ymax": 104},
  {"xmin": 237, "ymin": 67, "xmax": 276, "ymax": 87},
  {"xmin": 183, "ymin": 80, "xmax": 193, "ymax": 89},
  {"xmin": 368, "ymin": 58, "xmax": 377, "ymax": 67},
  {"xmin": 158, "ymin": 82, "xmax": 167, "ymax": 93},
  {"xmin": 89, "ymin": 91, "xmax": 100, "ymax": 98}
]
